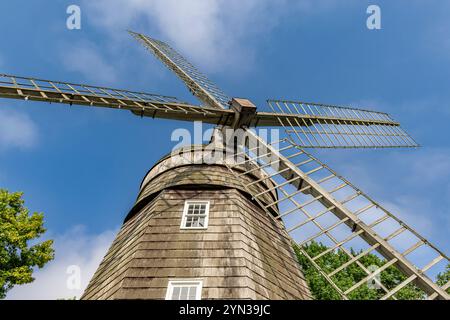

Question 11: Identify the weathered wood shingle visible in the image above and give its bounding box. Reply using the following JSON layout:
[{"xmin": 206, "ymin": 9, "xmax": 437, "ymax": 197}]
[{"xmin": 81, "ymin": 147, "xmax": 311, "ymax": 300}]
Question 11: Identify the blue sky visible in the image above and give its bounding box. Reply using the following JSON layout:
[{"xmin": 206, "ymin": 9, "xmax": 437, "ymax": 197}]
[{"xmin": 1, "ymin": 0, "xmax": 450, "ymax": 298}]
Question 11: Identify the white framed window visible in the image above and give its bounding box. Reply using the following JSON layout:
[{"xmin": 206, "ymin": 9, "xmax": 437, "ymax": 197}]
[
  {"xmin": 180, "ymin": 201, "xmax": 210, "ymax": 229},
  {"xmin": 165, "ymin": 280, "xmax": 203, "ymax": 300}
]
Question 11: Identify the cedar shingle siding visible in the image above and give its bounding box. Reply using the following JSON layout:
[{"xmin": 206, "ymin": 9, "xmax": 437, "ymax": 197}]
[{"xmin": 81, "ymin": 148, "xmax": 311, "ymax": 300}]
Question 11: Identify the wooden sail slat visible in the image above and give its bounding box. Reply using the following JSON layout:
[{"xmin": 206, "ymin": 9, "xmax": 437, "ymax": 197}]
[
  {"xmin": 224, "ymin": 132, "xmax": 449, "ymax": 299},
  {"xmin": 0, "ymin": 74, "xmax": 236, "ymax": 125}
]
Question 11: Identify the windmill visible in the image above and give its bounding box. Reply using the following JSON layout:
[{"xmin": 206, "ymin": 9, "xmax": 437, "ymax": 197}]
[{"xmin": 0, "ymin": 31, "xmax": 448, "ymax": 300}]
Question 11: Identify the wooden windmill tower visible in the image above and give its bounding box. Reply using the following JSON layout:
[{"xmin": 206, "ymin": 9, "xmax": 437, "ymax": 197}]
[{"xmin": 0, "ymin": 31, "xmax": 448, "ymax": 300}]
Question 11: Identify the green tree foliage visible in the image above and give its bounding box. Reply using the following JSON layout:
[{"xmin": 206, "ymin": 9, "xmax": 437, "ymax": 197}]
[
  {"xmin": 436, "ymin": 264, "xmax": 450, "ymax": 294},
  {"xmin": 294, "ymin": 241, "xmax": 428, "ymax": 300},
  {"xmin": 0, "ymin": 189, "xmax": 54, "ymax": 299}
]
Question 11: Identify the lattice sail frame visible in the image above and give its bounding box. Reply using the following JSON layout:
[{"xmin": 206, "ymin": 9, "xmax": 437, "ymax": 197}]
[
  {"xmin": 221, "ymin": 129, "xmax": 449, "ymax": 300},
  {"xmin": 266, "ymin": 100, "xmax": 419, "ymax": 149},
  {"xmin": 129, "ymin": 31, "xmax": 231, "ymax": 110},
  {"xmin": 0, "ymin": 74, "xmax": 234, "ymax": 124},
  {"xmin": 0, "ymin": 31, "xmax": 448, "ymax": 299}
]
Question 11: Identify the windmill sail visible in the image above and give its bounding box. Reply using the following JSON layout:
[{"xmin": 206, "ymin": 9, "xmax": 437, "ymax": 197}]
[
  {"xmin": 221, "ymin": 129, "xmax": 449, "ymax": 299},
  {"xmin": 129, "ymin": 31, "xmax": 231, "ymax": 110},
  {"xmin": 126, "ymin": 32, "xmax": 448, "ymax": 299},
  {"xmin": 259, "ymin": 100, "xmax": 419, "ymax": 148},
  {"xmin": 0, "ymin": 74, "xmax": 234, "ymax": 124},
  {"xmin": 1, "ymin": 30, "xmax": 444, "ymax": 300}
]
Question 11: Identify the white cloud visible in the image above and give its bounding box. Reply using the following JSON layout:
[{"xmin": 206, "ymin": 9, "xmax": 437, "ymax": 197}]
[
  {"xmin": 82, "ymin": 0, "xmax": 342, "ymax": 73},
  {"xmin": 83, "ymin": 0, "xmax": 267, "ymax": 71},
  {"xmin": 61, "ymin": 42, "xmax": 118, "ymax": 84},
  {"xmin": 6, "ymin": 225, "xmax": 117, "ymax": 300},
  {"xmin": 381, "ymin": 199, "xmax": 434, "ymax": 238},
  {"xmin": 402, "ymin": 148, "xmax": 450, "ymax": 184},
  {"xmin": 0, "ymin": 108, "xmax": 38, "ymax": 150},
  {"xmin": 321, "ymin": 147, "xmax": 450, "ymax": 243}
]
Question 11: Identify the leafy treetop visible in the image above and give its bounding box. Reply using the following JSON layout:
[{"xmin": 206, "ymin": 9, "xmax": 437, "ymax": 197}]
[
  {"xmin": 0, "ymin": 189, "xmax": 54, "ymax": 299},
  {"xmin": 293, "ymin": 241, "xmax": 444, "ymax": 300}
]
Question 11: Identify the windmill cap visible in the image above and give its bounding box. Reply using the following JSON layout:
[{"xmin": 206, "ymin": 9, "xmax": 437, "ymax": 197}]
[
  {"xmin": 124, "ymin": 144, "xmax": 279, "ymax": 222},
  {"xmin": 140, "ymin": 144, "xmax": 275, "ymax": 189}
]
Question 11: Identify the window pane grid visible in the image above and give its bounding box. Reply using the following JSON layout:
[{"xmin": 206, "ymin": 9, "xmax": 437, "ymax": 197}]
[
  {"xmin": 166, "ymin": 281, "xmax": 202, "ymax": 300},
  {"xmin": 181, "ymin": 202, "xmax": 209, "ymax": 229},
  {"xmin": 187, "ymin": 287, "xmax": 197, "ymax": 300}
]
